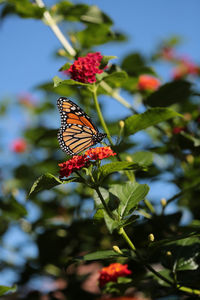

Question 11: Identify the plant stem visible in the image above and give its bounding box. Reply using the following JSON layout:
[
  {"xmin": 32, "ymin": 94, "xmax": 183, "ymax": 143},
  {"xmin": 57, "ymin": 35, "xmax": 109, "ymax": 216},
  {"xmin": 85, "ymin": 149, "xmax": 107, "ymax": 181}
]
[
  {"xmin": 177, "ymin": 284, "xmax": 200, "ymax": 296},
  {"xmin": 100, "ymin": 81, "xmax": 133, "ymax": 110},
  {"xmin": 92, "ymin": 86, "xmax": 113, "ymax": 146},
  {"xmin": 95, "ymin": 186, "xmax": 114, "ymax": 220},
  {"xmin": 118, "ymin": 227, "xmax": 136, "ymax": 251},
  {"xmin": 144, "ymin": 199, "xmax": 155, "ymax": 214},
  {"xmin": 35, "ymin": 0, "xmax": 76, "ymax": 57}
]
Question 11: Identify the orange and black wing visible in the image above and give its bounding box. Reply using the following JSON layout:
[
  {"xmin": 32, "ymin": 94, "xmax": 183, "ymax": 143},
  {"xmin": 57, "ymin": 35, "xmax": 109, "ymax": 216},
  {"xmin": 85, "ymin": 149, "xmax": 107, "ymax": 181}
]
[{"xmin": 57, "ymin": 97, "xmax": 106, "ymax": 155}]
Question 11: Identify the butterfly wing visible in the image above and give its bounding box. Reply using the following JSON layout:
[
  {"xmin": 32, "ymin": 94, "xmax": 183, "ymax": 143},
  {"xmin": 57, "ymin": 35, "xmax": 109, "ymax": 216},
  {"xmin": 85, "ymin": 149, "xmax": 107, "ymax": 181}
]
[{"xmin": 57, "ymin": 97, "xmax": 106, "ymax": 155}]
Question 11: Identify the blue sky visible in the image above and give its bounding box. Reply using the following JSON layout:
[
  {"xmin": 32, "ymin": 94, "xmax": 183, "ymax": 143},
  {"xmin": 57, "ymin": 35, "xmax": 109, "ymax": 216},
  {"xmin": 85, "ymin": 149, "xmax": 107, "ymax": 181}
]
[{"xmin": 1, "ymin": 0, "xmax": 200, "ymax": 98}]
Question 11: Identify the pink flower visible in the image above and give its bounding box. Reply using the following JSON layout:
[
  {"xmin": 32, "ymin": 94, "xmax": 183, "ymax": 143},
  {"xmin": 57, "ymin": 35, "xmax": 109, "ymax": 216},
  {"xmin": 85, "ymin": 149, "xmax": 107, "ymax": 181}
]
[
  {"xmin": 11, "ymin": 138, "xmax": 27, "ymax": 153},
  {"xmin": 138, "ymin": 75, "xmax": 161, "ymax": 92},
  {"xmin": 67, "ymin": 52, "xmax": 104, "ymax": 83}
]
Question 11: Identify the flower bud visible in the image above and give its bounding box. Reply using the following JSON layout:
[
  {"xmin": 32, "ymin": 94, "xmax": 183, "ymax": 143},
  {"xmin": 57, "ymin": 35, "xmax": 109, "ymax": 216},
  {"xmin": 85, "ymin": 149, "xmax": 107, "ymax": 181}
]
[
  {"xmin": 126, "ymin": 156, "xmax": 132, "ymax": 162},
  {"xmin": 161, "ymin": 198, "xmax": 167, "ymax": 207},
  {"xmin": 113, "ymin": 245, "xmax": 123, "ymax": 254},
  {"xmin": 186, "ymin": 154, "xmax": 194, "ymax": 164},
  {"xmin": 119, "ymin": 120, "xmax": 125, "ymax": 129},
  {"xmin": 148, "ymin": 233, "xmax": 154, "ymax": 242}
]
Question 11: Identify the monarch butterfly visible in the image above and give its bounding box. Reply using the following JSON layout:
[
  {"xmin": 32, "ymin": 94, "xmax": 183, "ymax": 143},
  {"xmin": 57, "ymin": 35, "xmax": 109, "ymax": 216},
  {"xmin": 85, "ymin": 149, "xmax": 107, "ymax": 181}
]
[{"xmin": 57, "ymin": 97, "xmax": 107, "ymax": 156}]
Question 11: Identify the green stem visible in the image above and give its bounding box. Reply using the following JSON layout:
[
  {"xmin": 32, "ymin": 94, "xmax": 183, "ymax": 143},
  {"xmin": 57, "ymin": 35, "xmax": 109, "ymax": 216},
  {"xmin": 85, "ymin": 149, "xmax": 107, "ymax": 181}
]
[
  {"xmin": 144, "ymin": 199, "xmax": 155, "ymax": 214},
  {"xmin": 177, "ymin": 284, "xmax": 200, "ymax": 296},
  {"xmin": 118, "ymin": 227, "xmax": 136, "ymax": 251},
  {"xmin": 92, "ymin": 86, "xmax": 113, "ymax": 146},
  {"xmin": 95, "ymin": 186, "xmax": 114, "ymax": 220}
]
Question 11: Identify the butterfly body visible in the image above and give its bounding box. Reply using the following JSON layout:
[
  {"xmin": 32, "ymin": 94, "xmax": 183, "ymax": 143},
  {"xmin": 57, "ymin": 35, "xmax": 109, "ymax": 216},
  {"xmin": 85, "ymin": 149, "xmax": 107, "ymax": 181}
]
[{"xmin": 57, "ymin": 97, "xmax": 106, "ymax": 155}]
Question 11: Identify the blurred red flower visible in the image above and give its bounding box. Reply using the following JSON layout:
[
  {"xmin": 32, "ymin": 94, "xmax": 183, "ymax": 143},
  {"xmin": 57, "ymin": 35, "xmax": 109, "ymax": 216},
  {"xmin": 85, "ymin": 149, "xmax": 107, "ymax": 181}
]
[
  {"xmin": 172, "ymin": 57, "xmax": 199, "ymax": 80},
  {"xmin": 172, "ymin": 126, "xmax": 186, "ymax": 135},
  {"xmin": 85, "ymin": 146, "xmax": 116, "ymax": 160},
  {"xmin": 59, "ymin": 155, "xmax": 90, "ymax": 178},
  {"xmin": 161, "ymin": 46, "xmax": 175, "ymax": 61},
  {"xmin": 99, "ymin": 263, "xmax": 132, "ymax": 287},
  {"xmin": 67, "ymin": 52, "xmax": 104, "ymax": 83},
  {"xmin": 18, "ymin": 93, "xmax": 36, "ymax": 108},
  {"xmin": 138, "ymin": 75, "xmax": 161, "ymax": 92},
  {"xmin": 11, "ymin": 138, "xmax": 27, "ymax": 153}
]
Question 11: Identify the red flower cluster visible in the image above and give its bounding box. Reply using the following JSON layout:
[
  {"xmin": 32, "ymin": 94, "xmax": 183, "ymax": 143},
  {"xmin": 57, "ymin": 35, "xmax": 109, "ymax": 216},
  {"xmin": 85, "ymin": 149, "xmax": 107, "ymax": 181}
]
[
  {"xmin": 85, "ymin": 146, "xmax": 116, "ymax": 160},
  {"xmin": 138, "ymin": 74, "xmax": 161, "ymax": 92},
  {"xmin": 59, "ymin": 147, "xmax": 116, "ymax": 178},
  {"xmin": 59, "ymin": 155, "xmax": 90, "ymax": 178},
  {"xmin": 67, "ymin": 52, "xmax": 104, "ymax": 83},
  {"xmin": 99, "ymin": 263, "xmax": 132, "ymax": 287},
  {"xmin": 11, "ymin": 138, "xmax": 27, "ymax": 153},
  {"xmin": 172, "ymin": 57, "xmax": 199, "ymax": 80}
]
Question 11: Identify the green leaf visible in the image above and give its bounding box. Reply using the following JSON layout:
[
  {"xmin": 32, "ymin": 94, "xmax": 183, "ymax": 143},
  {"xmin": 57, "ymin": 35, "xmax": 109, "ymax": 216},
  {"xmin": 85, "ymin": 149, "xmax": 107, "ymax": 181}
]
[
  {"xmin": 65, "ymin": 249, "xmax": 133, "ymax": 267},
  {"xmin": 38, "ymin": 81, "xmax": 75, "ymax": 96},
  {"xmin": 150, "ymin": 269, "xmax": 173, "ymax": 287},
  {"xmin": 77, "ymin": 24, "xmax": 126, "ymax": 48},
  {"xmin": 100, "ymin": 55, "xmax": 117, "ymax": 68},
  {"xmin": 103, "ymin": 71, "xmax": 128, "ymax": 87},
  {"xmin": 59, "ymin": 62, "xmax": 71, "ymax": 71},
  {"xmin": 109, "ymin": 182, "xmax": 149, "ymax": 217},
  {"xmin": 146, "ymin": 80, "xmax": 192, "ymax": 107},
  {"xmin": 93, "ymin": 187, "xmax": 109, "ymax": 208},
  {"xmin": 29, "ymin": 173, "xmax": 62, "ymax": 198},
  {"xmin": 103, "ymin": 210, "xmax": 121, "ymax": 233},
  {"xmin": 132, "ymin": 151, "xmax": 154, "ymax": 167},
  {"xmin": 0, "ymin": 285, "xmax": 17, "ymax": 296},
  {"xmin": 78, "ymin": 249, "xmax": 131, "ymax": 261},
  {"xmin": 80, "ymin": 5, "xmax": 113, "ymax": 25},
  {"xmin": 121, "ymin": 52, "xmax": 154, "ymax": 76},
  {"xmin": 52, "ymin": 1, "xmax": 88, "ymax": 22},
  {"xmin": 2, "ymin": 0, "xmax": 45, "ymax": 19},
  {"xmin": 124, "ymin": 108, "xmax": 181, "ymax": 136},
  {"xmin": 165, "ymin": 236, "xmax": 200, "ymax": 271},
  {"xmin": 53, "ymin": 76, "xmax": 89, "ymax": 87},
  {"xmin": 28, "ymin": 173, "xmax": 79, "ymax": 198},
  {"xmin": 96, "ymin": 161, "xmax": 141, "ymax": 182}
]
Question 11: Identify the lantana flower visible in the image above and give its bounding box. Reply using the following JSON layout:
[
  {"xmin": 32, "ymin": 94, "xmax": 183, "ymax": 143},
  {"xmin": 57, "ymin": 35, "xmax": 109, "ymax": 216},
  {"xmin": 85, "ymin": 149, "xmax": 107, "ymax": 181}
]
[
  {"xmin": 59, "ymin": 155, "xmax": 90, "ymax": 178},
  {"xmin": 11, "ymin": 138, "xmax": 27, "ymax": 153},
  {"xmin": 59, "ymin": 147, "xmax": 116, "ymax": 179},
  {"xmin": 85, "ymin": 146, "xmax": 116, "ymax": 160},
  {"xmin": 67, "ymin": 52, "xmax": 104, "ymax": 83},
  {"xmin": 172, "ymin": 57, "xmax": 199, "ymax": 80},
  {"xmin": 138, "ymin": 74, "xmax": 161, "ymax": 92},
  {"xmin": 98, "ymin": 263, "xmax": 132, "ymax": 287}
]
